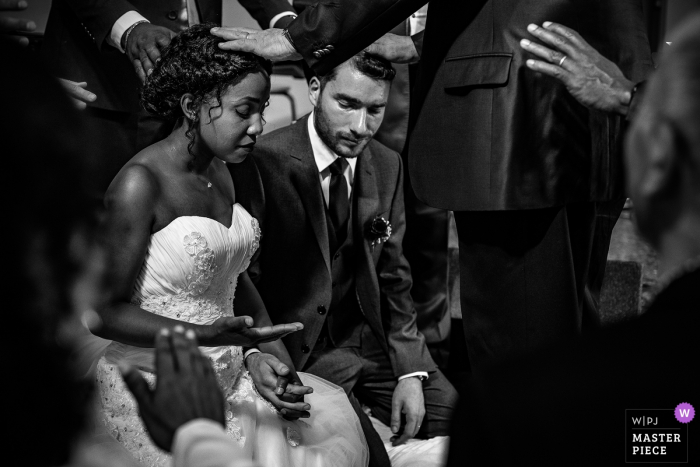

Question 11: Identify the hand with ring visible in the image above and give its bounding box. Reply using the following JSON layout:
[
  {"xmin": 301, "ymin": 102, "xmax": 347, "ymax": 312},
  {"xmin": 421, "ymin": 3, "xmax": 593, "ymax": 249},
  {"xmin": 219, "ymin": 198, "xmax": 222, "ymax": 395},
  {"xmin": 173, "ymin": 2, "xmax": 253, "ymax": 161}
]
[{"xmin": 519, "ymin": 21, "xmax": 635, "ymax": 115}]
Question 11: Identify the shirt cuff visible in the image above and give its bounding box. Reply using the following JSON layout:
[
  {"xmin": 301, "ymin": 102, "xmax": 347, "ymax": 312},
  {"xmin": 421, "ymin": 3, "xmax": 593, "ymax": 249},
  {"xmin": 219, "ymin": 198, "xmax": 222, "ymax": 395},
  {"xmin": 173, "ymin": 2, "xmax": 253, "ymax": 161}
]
[
  {"xmin": 243, "ymin": 348, "xmax": 261, "ymax": 359},
  {"xmin": 269, "ymin": 11, "xmax": 297, "ymax": 29},
  {"xmin": 109, "ymin": 11, "xmax": 149, "ymax": 53},
  {"xmin": 398, "ymin": 372, "xmax": 429, "ymax": 381}
]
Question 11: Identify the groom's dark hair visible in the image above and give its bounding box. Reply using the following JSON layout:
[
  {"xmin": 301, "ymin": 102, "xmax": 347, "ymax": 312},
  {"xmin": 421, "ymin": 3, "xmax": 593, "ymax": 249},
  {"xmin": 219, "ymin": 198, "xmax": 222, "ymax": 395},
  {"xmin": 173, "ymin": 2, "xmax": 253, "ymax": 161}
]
[{"xmin": 304, "ymin": 51, "xmax": 396, "ymax": 88}]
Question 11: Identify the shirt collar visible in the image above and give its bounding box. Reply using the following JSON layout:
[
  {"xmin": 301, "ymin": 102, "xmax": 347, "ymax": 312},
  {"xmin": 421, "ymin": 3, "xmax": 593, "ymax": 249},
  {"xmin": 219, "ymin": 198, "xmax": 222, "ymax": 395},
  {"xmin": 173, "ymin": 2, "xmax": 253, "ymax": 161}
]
[{"xmin": 307, "ymin": 111, "xmax": 357, "ymax": 176}]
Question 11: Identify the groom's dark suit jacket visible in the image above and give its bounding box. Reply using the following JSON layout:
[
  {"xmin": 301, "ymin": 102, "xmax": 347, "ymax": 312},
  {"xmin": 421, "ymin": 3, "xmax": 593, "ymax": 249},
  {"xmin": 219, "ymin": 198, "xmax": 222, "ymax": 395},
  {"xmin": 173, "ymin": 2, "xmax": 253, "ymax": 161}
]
[
  {"xmin": 287, "ymin": 0, "xmax": 653, "ymax": 210},
  {"xmin": 230, "ymin": 115, "xmax": 435, "ymax": 376}
]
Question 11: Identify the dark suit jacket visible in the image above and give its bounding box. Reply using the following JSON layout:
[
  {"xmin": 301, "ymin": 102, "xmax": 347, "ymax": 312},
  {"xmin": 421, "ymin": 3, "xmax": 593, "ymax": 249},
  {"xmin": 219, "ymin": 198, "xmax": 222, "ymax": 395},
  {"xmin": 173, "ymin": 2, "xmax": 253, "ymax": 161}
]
[
  {"xmin": 230, "ymin": 114, "xmax": 435, "ymax": 375},
  {"xmin": 42, "ymin": 0, "xmax": 291, "ymax": 113},
  {"xmin": 287, "ymin": 0, "xmax": 653, "ymax": 211},
  {"xmin": 447, "ymin": 269, "xmax": 700, "ymax": 465}
]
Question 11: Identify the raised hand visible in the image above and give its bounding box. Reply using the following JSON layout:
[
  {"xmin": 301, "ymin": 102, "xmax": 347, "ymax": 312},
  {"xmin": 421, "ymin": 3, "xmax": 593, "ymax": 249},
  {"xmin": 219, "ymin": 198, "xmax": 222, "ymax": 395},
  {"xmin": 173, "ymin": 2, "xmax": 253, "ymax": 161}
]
[
  {"xmin": 390, "ymin": 376, "xmax": 425, "ymax": 446},
  {"xmin": 120, "ymin": 326, "xmax": 225, "ymax": 452},
  {"xmin": 210, "ymin": 27, "xmax": 301, "ymax": 62},
  {"xmin": 520, "ymin": 22, "xmax": 634, "ymax": 115},
  {"xmin": 0, "ymin": 0, "xmax": 36, "ymax": 46},
  {"xmin": 245, "ymin": 352, "xmax": 313, "ymax": 420},
  {"xmin": 125, "ymin": 23, "xmax": 176, "ymax": 83},
  {"xmin": 365, "ymin": 33, "xmax": 419, "ymax": 64},
  {"xmin": 205, "ymin": 316, "xmax": 303, "ymax": 347},
  {"xmin": 58, "ymin": 79, "xmax": 96, "ymax": 110}
]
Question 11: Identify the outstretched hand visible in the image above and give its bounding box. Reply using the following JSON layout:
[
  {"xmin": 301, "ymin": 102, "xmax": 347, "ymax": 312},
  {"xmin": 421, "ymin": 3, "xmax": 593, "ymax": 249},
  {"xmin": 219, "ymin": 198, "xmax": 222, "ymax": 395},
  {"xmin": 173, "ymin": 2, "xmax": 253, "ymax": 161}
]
[
  {"xmin": 120, "ymin": 326, "xmax": 225, "ymax": 452},
  {"xmin": 58, "ymin": 79, "xmax": 96, "ymax": 110},
  {"xmin": 246, "ymin": 352, "xmax": 313, "ymax": 420},
  {"xmin": 205, "ymin": 316, "xmax": 303, "ymax": 347},
  {"xmin": 0, "ymin": 0, "xmax": 36, "ymax": 46},
  {"xmin": 210, "ymin": 27, "xmax": 301, "ymax": 62},
  {"xmin": 520, "ymin": 21, "xmax": 634, "ymax": 115}
]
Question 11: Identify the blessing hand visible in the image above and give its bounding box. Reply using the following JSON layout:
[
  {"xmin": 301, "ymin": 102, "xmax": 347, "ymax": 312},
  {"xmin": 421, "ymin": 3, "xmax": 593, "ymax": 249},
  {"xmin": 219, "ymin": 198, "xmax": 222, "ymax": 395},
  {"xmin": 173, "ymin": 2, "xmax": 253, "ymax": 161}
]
[
  {"xmin": 390, "ymin": 377, "xmax": 425, "ymax": 446},
  {"xmin": 120, "ymin": 326, "xmax": 225, "ymax": 452},
  {"xmin": 520, "ymin": 22, "xmax": 634, "ymax": 115},
  {"xmin": 125, "ymin": 22, "xmax": 176, "ymax": 83},
  {"xmin": 0, "ymin": 0, "xmax": 36, "ymax": 46},
  {"xmin": 206, "ymin": 316, "xmax": 303, "ymax": 347},
  {"xmin": 245, "ymin": 352, "xmax": 313, "ymax": 420},
  {"xmin": 211, "ymin": 27, "xmax": 301, "ymax": 62}
]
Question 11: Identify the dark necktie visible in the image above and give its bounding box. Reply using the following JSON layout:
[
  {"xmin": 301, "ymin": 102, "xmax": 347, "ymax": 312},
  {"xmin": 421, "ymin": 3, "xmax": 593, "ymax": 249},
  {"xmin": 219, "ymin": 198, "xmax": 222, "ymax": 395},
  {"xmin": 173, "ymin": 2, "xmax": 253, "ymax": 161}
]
[{"xmin": 328, "ymin": 158, "xmax": 349, "ymax": 241}]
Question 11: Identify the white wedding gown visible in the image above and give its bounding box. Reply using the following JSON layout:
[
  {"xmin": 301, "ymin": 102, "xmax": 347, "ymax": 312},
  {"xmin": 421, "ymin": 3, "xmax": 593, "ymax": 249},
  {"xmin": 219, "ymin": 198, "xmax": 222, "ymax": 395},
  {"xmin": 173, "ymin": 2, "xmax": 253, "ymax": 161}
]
[{"xmin": 94, "ymin": 204, "xmax": 368, "ymax": 467}]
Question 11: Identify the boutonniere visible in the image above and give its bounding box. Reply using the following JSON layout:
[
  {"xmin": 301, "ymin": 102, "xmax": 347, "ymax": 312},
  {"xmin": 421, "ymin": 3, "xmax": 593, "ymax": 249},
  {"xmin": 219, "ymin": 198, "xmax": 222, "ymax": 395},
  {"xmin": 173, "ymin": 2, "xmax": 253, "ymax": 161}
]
[{"xmin": 368, "ymin": 216, "xmax": 392, "ymax": 250}]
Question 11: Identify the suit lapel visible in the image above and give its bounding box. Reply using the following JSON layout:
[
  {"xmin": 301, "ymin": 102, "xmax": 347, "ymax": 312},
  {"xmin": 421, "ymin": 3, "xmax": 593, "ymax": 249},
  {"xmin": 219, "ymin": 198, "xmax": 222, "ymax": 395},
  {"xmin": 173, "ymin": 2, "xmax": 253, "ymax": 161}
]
[
  {"xmin": 354, "ymin": 146, "xmax": 379, "ymax": 248},
  {"xmin": 289, "ymin": 115, "xmax": 332, "ymax": 273}
]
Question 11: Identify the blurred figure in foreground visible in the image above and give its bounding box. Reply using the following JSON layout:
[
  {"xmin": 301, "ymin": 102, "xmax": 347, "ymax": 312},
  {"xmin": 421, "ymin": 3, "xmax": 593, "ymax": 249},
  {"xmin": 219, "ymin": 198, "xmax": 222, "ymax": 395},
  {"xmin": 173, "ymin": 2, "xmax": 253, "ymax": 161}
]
[{"xmin": 447, "ymin": 14, "xmax": 700, "ymax": 465}]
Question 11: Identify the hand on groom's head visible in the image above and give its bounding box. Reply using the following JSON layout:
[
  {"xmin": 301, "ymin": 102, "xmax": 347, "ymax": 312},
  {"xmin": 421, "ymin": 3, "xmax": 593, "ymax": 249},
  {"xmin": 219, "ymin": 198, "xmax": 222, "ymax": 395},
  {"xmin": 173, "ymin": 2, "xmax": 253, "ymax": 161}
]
[{"xmin": 120, "ymin": 326, "xmax": 225, "ymax": 452}]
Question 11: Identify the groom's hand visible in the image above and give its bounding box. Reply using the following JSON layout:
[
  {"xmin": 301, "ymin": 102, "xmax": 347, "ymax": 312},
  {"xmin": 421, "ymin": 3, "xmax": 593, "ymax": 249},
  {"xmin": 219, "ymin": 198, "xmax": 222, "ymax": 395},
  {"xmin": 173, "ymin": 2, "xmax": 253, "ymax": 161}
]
[
  {"xmin": 390, "ymin": 377, "xmax": 425, "ymax": 446},
  {"xmin": 120, "ymin": 326, "xmax": 225, "ymax": 452},
  {"xmin": 245, "ymin": 352, "xmax": 313, "ymax": 420}
]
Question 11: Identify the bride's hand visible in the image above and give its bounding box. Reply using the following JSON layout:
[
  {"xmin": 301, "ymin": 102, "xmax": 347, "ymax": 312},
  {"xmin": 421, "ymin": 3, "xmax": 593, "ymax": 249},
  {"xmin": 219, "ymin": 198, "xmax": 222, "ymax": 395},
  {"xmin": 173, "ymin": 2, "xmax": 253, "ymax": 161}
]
[
  {"xmin": 203, "ymin": 316, "xmax": 303, "ymax": 347},
  {"xmin": 246, "ymin": 352, "xmax": 314, "ymax": 419}
]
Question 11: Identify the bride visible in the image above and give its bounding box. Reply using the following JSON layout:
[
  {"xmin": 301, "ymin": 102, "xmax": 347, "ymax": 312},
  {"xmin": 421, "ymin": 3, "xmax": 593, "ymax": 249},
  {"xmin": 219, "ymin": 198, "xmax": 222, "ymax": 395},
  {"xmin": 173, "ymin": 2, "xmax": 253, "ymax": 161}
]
[{"xmin": 92, "ymin": 24, "xmax": 368, "ymax": 467}]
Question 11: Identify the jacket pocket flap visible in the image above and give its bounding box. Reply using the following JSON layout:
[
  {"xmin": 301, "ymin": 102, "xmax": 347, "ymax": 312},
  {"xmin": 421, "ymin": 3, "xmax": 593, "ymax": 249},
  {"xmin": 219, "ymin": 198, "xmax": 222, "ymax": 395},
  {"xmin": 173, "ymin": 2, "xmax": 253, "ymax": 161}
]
[{"xmin": 443, "ymin": 53, "xmax": 513, "ymax": 89}]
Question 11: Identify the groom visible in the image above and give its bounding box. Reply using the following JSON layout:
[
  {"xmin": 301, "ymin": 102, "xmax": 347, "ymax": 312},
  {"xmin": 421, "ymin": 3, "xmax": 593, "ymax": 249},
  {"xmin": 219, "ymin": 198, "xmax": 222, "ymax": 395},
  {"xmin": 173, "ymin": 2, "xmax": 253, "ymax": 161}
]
[{"xmin": 231, "ymin": 52, "xmax": 457, "ymax": 464}]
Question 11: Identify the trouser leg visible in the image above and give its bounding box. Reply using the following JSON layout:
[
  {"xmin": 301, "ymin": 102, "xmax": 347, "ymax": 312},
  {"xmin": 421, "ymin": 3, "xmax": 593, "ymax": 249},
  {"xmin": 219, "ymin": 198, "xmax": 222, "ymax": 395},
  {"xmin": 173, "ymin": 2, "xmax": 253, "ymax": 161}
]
[
  {"xmin": 352, "ymin": 325, "xmax": 458, "ymax": 439},
  {"xmin": 453, "ymin": 203, "xmax": 596, "ymax": 369}
]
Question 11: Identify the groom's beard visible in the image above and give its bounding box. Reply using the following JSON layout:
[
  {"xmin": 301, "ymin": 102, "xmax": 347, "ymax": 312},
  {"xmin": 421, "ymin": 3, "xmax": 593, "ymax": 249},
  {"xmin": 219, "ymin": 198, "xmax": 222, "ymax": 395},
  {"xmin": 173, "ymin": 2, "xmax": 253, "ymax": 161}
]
[{"xmin": 314, "ymin": 104, "xmax": 373, "ymax": 159}]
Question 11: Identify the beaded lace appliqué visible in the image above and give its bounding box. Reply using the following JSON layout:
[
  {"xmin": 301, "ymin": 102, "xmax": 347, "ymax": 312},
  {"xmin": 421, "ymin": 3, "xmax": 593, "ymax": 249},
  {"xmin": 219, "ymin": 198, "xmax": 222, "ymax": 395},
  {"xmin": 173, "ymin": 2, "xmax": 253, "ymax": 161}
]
[{"xmin": 183, "ymin": 232, "xmax": 218, "ymax": 295}]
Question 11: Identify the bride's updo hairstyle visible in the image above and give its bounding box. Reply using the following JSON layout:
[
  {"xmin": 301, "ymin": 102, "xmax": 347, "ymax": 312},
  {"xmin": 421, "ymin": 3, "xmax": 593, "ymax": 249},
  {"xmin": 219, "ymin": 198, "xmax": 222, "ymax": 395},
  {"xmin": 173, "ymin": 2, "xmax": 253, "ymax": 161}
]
[{"xmin": 142, "ymin": 23, "xmax": 272, "ymax": 153}]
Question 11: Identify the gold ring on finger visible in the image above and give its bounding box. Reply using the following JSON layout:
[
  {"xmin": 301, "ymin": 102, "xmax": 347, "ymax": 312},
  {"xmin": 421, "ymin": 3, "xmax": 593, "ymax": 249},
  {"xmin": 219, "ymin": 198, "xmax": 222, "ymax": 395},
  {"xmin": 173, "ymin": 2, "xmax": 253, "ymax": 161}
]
[{"xmin": 559, "ymin": 55, "xmax": 567, "ymax": 67}]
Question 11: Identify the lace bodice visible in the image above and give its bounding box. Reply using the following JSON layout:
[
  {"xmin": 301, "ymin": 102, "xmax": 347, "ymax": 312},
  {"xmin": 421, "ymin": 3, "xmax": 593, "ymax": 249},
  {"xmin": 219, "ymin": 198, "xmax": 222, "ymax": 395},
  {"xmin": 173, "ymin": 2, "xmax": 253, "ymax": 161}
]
[{"xmin": 104, "ymin": 204, "xmax": 260, "ymax": 370}]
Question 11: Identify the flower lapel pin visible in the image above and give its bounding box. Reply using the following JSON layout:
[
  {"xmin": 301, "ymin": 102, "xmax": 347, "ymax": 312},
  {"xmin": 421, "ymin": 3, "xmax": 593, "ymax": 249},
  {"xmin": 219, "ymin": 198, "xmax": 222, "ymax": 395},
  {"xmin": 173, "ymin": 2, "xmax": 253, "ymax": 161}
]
[{"xmin": 368, "ymin": 216, "xmax": 392, "ymax": 251}]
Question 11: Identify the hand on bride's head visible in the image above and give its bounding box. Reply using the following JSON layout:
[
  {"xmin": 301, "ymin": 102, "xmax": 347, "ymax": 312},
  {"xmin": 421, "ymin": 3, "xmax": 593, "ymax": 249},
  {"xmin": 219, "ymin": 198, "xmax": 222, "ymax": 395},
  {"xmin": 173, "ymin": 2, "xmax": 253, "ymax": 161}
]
[{"xmin": 120, "ymin": 326, "xmax": 225, "ymax": 452}]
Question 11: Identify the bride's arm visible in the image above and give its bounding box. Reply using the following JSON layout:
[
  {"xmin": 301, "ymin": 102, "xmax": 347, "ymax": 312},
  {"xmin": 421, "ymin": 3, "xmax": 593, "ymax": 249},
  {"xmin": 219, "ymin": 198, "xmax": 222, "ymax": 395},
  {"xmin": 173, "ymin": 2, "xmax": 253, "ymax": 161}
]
[
  {"xmin": 234, "ymin": 271, "xmax": 313, "ymax": 418},
  {"xmin": 96, "ymin": 165, "xmax": 298, "ymax": 348}
]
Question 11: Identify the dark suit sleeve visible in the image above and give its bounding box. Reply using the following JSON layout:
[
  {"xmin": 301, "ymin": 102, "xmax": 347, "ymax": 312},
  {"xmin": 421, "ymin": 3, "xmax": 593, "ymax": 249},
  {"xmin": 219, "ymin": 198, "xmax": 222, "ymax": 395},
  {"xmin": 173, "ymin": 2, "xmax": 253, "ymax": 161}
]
[
  {"xmin": 377, "ymin": 153, "xmax": 436, "ymax": 376},
  {"xmin": 286, "ymin": 0, "xmax": 428, "ymax": 74},
  {"xmin": 63, "ymin": 0, "xmax": 139, "ymax": 49},
  {"xmin": 238, "ymin": 0, "xmax": 296, "ymax": 29}
]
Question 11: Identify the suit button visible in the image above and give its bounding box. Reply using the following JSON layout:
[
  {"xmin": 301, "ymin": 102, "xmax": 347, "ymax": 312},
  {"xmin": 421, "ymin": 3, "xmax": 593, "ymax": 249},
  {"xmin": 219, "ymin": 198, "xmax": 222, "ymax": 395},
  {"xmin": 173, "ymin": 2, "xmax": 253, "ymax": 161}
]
[
  {"xmin": 334, "ymin": 252, "xmax": 340, "ymax": 260},
  {"xmin": 317, "ymin": 305, "xmax": 327, "ymax": 315},
  {"xmin": 167, "ymin": 10, "xmax": 178, "ymax": 20},
  {"xmin": 332, "ymin": 281, "xmax": 337, "ymax": 288},
  {"xmin": 301, "ymin": 344, "xmax": 310, "ymax": 353}
]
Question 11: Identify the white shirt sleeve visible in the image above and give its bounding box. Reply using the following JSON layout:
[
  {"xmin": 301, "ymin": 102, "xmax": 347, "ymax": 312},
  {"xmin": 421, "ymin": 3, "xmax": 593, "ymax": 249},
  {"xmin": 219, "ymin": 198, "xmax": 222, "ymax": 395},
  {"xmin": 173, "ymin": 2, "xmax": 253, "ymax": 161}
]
[
  {"xmin": 269, "ymin": 11, "xmax": 297, "ymax": 29},
  {"xmin": 173, "ymin": 419, "xmax": 258, "ymax": 467},
  {"xmin": 107, "ymin": 10, "xmax": 150, "ymax": 53},
  {"xmin": 398, "ymin": 371, "xmax": 429, "ymax": 381}
]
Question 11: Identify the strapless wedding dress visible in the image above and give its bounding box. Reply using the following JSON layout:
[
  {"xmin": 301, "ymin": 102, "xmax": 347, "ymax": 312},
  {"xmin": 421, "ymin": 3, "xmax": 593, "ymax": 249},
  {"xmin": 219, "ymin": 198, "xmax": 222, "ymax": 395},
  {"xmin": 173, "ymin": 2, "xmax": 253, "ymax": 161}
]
[{"xmin": 95, "ymin": 204, "xmax": 368, "ymax": 467}]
